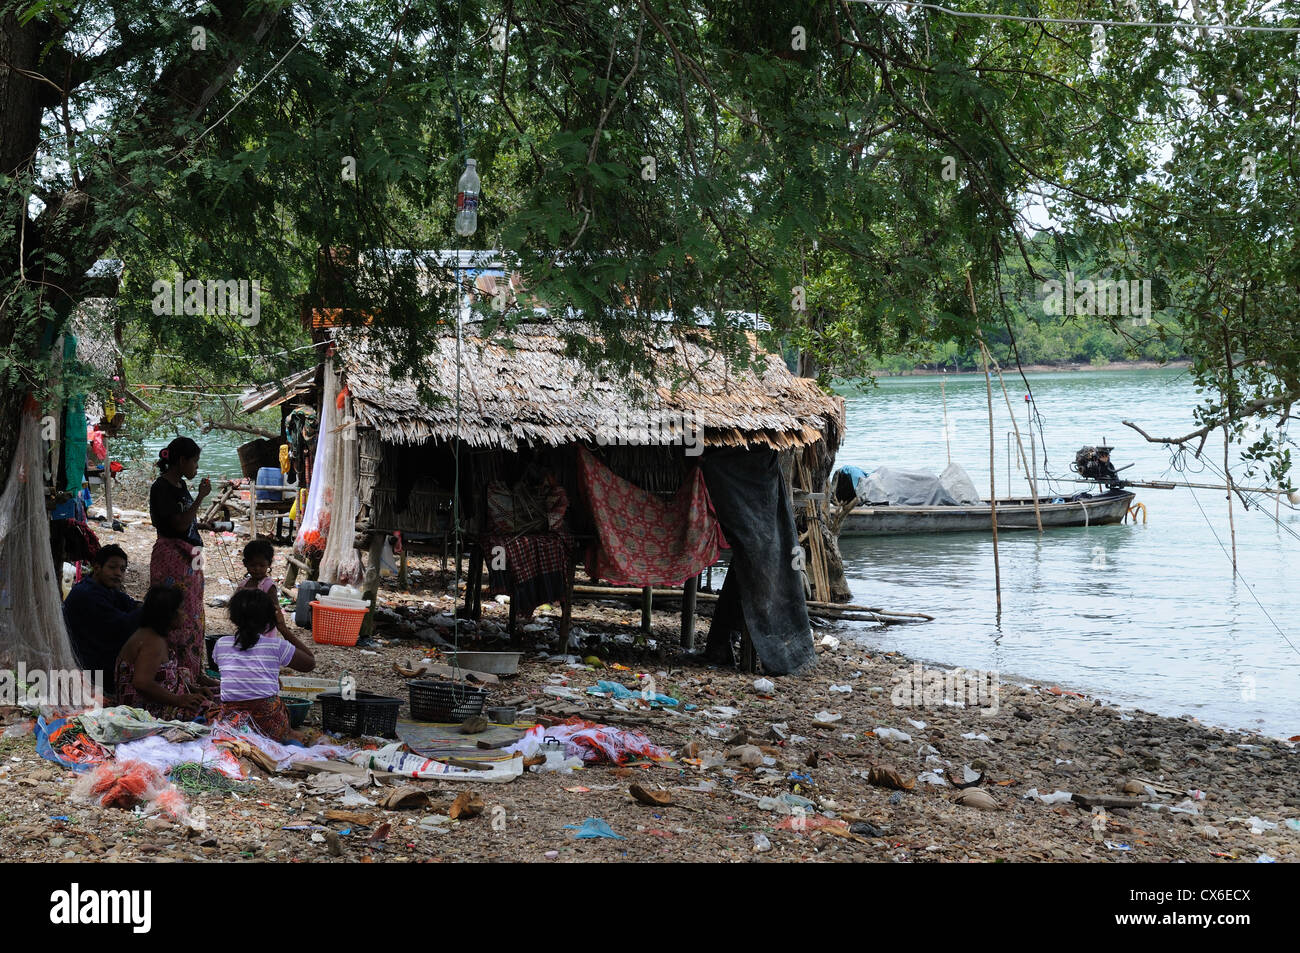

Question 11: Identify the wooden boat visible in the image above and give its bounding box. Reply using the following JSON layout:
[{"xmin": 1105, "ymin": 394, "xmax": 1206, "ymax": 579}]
[{"xmin": 837, "ymin": 489, "xmax": 1137, "ymax": 538}]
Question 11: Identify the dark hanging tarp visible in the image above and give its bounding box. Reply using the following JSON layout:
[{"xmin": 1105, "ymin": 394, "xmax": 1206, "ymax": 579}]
[{"xmin": 700, "ymin": 447, "xmax": 815, "ymax": 675}]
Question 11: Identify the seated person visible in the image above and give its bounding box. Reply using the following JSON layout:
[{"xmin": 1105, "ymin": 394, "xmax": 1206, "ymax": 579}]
[
  {"xmin": 214, "ymin": 588, "xmax": 315, "ymax": 742},
  {"xmin": 115, "ymin": 586, "xmax": 213, "ymax": 720},
  {"xmin": 238, "ymin": 538, "xmax": 294, "ymax": 639},
  {"xmin": 64, "ymin": 545, "xmax": 141, "ymax": 699}
]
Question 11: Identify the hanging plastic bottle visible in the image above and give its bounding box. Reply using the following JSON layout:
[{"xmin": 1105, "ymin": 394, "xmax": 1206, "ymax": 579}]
[{"xmin": 455, "ymin": 159, "xmax": 480, "ymax": 237}]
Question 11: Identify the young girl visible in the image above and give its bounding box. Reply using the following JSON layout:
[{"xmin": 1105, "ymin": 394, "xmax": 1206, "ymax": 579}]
[
  {"xmin": 115, "ymin": 586, "xmax": 214, "ymax": 720},
  {"xmin": 238, "ymin": 538, "xmax": 294, "ymax": 640},
  {"xmin": 213, "ymin": 588, "xmax": 315, "ymax": 742}
]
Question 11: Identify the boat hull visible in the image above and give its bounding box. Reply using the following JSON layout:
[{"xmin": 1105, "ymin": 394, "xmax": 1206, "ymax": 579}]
[{"xmin": 838, "ymin": 491, "xmax": 1137, "ymax": 537}]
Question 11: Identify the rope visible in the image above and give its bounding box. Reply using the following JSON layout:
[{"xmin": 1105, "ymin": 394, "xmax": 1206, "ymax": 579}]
[{"xmin": 1183, "ymin": 480, "xmax": 1300, "ymax": 658}]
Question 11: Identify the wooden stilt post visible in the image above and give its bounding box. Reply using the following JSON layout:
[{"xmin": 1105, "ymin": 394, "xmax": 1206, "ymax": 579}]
[
  {"xmin": 681, "ymin": 574, "xmax": 698, "ymax": 649},
  {"xmin": 641, "ymin": 586, "xmax": 652, "ymax": 635},
  {"xmin": 357, "ymin": 532, "xmax": 386, "ymax": 641}
]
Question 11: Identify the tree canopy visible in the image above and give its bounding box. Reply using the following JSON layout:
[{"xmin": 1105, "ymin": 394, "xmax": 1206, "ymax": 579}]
[{"xmin": 3, "ymin": 0, "xmax": 1298, "ymax": 480}]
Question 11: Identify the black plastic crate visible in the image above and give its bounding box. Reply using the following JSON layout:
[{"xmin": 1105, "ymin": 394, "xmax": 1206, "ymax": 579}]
[
  {"xmin": 318, "ymin": 690, "xmax": 401, "ymax": 738},
  {"xmin": 408, "ymin": 680, "xmax": 488, "ymax": 723}
]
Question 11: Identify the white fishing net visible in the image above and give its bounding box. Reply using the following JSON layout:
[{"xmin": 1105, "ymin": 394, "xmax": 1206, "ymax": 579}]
[
  {"xmin": 0, "ymin": 408, "xmax": 95, "ymax": 704},
  {"xmin": 294, "ymin": 360, "xmax": 338, "ymax": 560},
  {"xmin": 297, "ymin": 360, "xmax": 362, "ymax": 583}
]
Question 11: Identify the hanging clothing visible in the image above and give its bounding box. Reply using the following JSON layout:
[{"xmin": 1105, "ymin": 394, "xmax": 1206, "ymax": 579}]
[
  {"xmin": 148, "ymin": 536, "xmax": 206, "ymax": 686},
  {"xmin": 577, "ymin": 446, "xmax": 725, "ymax": 587},
  {"xmin": 485, "ymin": 533, "xmax": 577, "ymax": 617},
  {"xmin": 700, "ymin": 447, "xmax": 815, "ymax": 676}
]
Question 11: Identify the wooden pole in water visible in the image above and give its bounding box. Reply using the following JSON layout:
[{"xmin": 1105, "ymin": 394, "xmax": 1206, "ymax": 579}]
[
  {"xmin": 991, "ymin": 357, "xmax": 1043, "ymax": 532},
  {"xmin": 1224, "ymin": 428, "xmax": 1238, "ymax": 575},
  {"xmin": 941, "ymin": 374, "xmax": 952, "ymax": 466},
  {"xmin": 968, "ymin": 272, "xmax": 1002, "ymax": 612}
]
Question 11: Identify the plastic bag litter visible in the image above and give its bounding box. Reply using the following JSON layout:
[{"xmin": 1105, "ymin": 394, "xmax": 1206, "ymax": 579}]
[
  {"xmin": 586, "ymin": 680, "xmax": 678, "ymax": 707},
  {"xmin": 1023, "ymin": 788, "xmax": 1074, "ymax": 804},
  {"xmin": 507, "ymin": 720, "xmax": 670, "ymax": 765},
  {"xmin": 753, "ymin": 678, "xmax": 775, "ymax": 694},
  {"xmin": 873, "ymin": 727, "xmax": 912, "ymax": 742},
  {"xmin": 565, "ymin": 817, "xmax": 624, "ymax": 840}
]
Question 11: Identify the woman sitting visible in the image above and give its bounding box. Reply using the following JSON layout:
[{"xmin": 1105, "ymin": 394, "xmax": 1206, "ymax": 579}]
[
  {"xmin": 115, "ymin": 586, "xmax": 214, "ymax": 720},
  {"xmin": 214, "ymin": 588, "xmax": 315, "ymax": 742}
]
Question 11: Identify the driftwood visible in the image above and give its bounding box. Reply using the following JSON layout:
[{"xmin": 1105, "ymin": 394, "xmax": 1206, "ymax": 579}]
[{"xmin": 562, "ymin": 583, "xmax": 933, "ymax": 623}]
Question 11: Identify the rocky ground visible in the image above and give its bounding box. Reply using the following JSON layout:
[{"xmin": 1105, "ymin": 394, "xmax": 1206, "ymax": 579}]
[{"xmin": 2, "ymin": 513, "xmax": 1296, "ymax": 863}]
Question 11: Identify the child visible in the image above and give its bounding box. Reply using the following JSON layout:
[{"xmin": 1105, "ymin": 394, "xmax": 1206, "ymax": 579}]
[
  {"xmin": 238, "ymin": 538, "xmax": 294, "ymax": 640},
  {"xmin": 115, "ymin": 586, "xmax": 214, "ymax": 720},
  {"xmin": 213, "ymin": 588, "xmax": 315, "ymax": 742}
]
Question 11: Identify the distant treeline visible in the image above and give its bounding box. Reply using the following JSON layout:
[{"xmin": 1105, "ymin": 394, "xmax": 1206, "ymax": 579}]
[{"xmin": 872, "ymin": 234, "xmax": 1186, "ymax": 373}]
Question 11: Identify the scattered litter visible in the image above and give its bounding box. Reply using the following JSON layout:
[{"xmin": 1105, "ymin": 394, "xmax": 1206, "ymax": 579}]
[
  {"xmin": 873, "ymin": 727, "xmax": 911, "ymax": 743},
  {"xmin": 818, "ymin": 635, "xmax": 840, "ymax": 651},
  {"xmin": 906, "ymin": 719, "xmax": 926, "ymax": 730},
  {"xmin": 753, "ymin": 832, "xmax": 772, "ymax": 852},
  {"xmin": 960, "ymin": 732, "xmax": 993, "ymax": 742},
  {"xmin": 812, "ymin": 711, "xmax": 842, "ymax": 726},
  {"xmin": 828, "ymin": 684, "xmax": 852, "ymax": 694},
  {"xmin": 917, "ymin": 771, "xmax": 948, "ymax": 786},
  {"xmin": 565, "ymin": 817, "xmax": 624, "ymax": 840},
  {"xmin": 753, "ymin": 677, "xmax": 775, "ymax": 694},
  {"xmin": 1023, "ymin": 788, "xmax": 1074, "ymax": 804},
  {"xmin": 1257, "ymin": 853, "xmax": 1277, "ymax": 863},
  {"xmin": 1105, "ymin": 841, "xmax": 1133, "ymax": 851},
  {"xmin": 952, "ymin": 788, "xmax": 999, "ymax": 811},
  {"xmin": 1245, "ymin": 816, "xmax": 1278, "ymax": 833},
  {"xmin": 867, "ymin": 766, "xmax": 915, "ymax": 791}
]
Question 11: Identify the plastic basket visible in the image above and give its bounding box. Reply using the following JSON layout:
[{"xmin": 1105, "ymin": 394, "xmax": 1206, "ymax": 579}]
[
  {"xmin": 310, "ymin": 600, "xmax": 368, "ymax": 646},
  {"xmin": 318, "ymin": 691, "xmax": 401, "ymax": 738},
  {"xmin": 283, "ymin": 696, "xmax": 312, "ymax": 729},
  {"xmin": 408, "ymin": 680, "xmax": 488, "ymax": 723}
]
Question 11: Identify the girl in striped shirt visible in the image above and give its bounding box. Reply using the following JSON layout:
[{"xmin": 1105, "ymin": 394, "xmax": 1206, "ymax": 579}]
[{"xmin": 214, "ymin": 588, "xmax": 315, "ymax": 741}]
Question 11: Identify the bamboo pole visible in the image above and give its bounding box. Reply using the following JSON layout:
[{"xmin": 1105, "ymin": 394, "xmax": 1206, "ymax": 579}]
[
  {"xmin": 941, "ymin": 374, "xmax": 951, "ymax": 465},
  {"xmin": 1224, "ymin": 428, "xmax": 1238, "ymax": 575},
  {"xmin": 968, "ymin": 272, "xmax": 1001, "ymax": 613},
  {"xmin": 991, "ymin": 357, "xmax": 1042, "ymax": 532},
  {"xmin": 563, "ymin": 583, "xmax": 934, "ymax": 619}
]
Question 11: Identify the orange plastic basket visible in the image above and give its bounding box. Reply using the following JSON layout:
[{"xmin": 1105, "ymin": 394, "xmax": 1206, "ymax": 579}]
[{"xmin": 310, "ymin": 600, "xmax": 368, "ymax": 646}]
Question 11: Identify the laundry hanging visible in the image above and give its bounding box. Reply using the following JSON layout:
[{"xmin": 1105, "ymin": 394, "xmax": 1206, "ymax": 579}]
[{"xmin": 577, "ymin": 446, "xmax": 725, "ymax": 588}]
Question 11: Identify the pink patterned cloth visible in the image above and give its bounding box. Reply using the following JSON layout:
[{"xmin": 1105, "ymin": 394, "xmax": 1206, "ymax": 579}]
[{"xmin": 577, "ymin": 447, "xmax": 726, "ymax": 587}]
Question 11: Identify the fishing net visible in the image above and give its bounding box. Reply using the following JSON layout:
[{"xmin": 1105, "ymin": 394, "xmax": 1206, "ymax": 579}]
[
  {"xmin": 0, "ymin": 406, "xmax": 95, "ymax": 704},
  {"xmin": 297, "ymin": 360, "xmax": 361, "ymax": 584},
  {"xmin": 294, "ymin": 360, "xmax": 339, "ymax": 560}
]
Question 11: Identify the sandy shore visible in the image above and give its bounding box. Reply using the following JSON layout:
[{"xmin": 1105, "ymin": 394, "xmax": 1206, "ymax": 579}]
[{"xmin": 1, "ymin": 516, "xmax": 1296, "ymax": 863}]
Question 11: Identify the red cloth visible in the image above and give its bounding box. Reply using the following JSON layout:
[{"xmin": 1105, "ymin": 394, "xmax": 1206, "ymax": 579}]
[{"xmin": 577, "ymin": 447, "xmax": 725, "ymax": 587}]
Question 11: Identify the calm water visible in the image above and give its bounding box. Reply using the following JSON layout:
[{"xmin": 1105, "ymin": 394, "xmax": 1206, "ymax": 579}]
[{"xmin": 835, "ymin": 367, "xmax": 1300, "ymax": 738}]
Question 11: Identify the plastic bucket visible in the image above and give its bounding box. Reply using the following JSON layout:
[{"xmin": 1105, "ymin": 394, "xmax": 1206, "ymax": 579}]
[{"xmin": 256, "ymin": 466, "xmax": 282, "ymax": 501}]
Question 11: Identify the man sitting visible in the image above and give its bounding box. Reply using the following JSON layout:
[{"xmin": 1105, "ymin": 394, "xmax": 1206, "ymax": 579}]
[{"xmin": 63, "ymin": 545, "xmax": 140, "ymax": 698}]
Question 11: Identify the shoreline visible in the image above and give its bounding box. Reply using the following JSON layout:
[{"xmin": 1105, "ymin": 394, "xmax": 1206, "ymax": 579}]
[
  {"xmin": 2, "ymin": 515, "xmax": 1294, "ymax": 863},
  {"xmin": 864, "ymin": 359, "xmax": 1191, "ymax": 379}
]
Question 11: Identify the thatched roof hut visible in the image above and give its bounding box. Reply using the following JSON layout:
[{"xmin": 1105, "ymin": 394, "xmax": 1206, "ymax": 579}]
[{"xmin": 335, "ymin": 325, "xmax": 844, "ymax": 454}]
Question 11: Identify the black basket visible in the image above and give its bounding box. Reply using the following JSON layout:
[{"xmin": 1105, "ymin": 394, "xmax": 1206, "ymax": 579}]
[
  {"xmin": 318, "ymin": 691, "xmax": 402, "ymax": 738},
  {"xmin": 408, "ymin": 680, "xmax": 488, "ymax": 723}
]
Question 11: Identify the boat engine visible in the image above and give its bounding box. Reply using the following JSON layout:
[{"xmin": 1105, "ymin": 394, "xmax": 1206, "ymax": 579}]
[{"xmin": 1072, "ymin": 445, "xmax": 1121, "ymax": 487}]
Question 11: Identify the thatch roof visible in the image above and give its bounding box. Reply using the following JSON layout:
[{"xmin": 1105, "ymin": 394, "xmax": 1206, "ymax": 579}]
[{"xmin": 336, "ymin": 326, "xmax": 844, "ymax": 453}]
